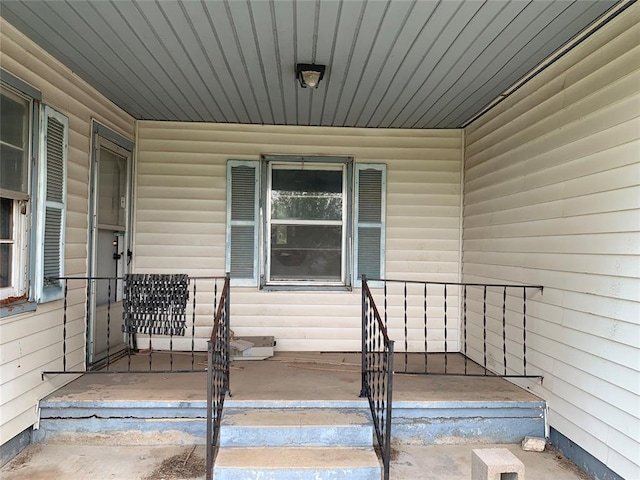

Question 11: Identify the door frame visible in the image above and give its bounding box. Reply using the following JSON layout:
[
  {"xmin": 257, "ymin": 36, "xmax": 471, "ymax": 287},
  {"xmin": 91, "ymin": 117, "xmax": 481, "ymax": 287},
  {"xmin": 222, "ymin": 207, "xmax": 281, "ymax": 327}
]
[{"xmin": 86, "ymin": 121, "xmax": 135, "ymax": 366}]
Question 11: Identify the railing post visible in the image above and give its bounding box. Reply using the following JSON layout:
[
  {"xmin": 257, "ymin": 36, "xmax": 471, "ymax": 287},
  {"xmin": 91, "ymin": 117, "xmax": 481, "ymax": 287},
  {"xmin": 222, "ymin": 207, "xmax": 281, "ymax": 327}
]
[
  {"xmin": 62, "ymin": 279, "xmax": 68, "ymax": 372},
  {"xmin": 403, "ymin": 281, "xmax": 408, "ymax": 373},
  {"xmin": 85, "ymin": 278, "xmax": 92, "ymax": 368},
  {"xmin": 463, "ymin": 285, "xmax": 468, "ymax": 374},
  {"xmin": 360, "ymin": 275, "xmax": 368, "ymax": 398},
  {"xmin": 483, "ymin": 285, "xmax": 488, "ymax": 374},
  {"xmin": 503, "ymin": 286, "xmax": 507, "ymax": 376},
  {"xmin": 106, "ymin": 279, "xmax": 111, "ymax": 371},
  {"xmin": 523, "ymin": 287, "xmax": 527, "ymax": 377},
  {"xmin": 423, "ymin": 283, "xmax": 427, "ymax": 373},
  {"xmin": 383, "ymin": 340, "xmax": 394, "ymax": 480},
  {"xmin": 191, "ymin": 278, "xmax": 197, "ymax": 371},
  {"xmin": 206, "ymin": 339, "xmax": 213, "ymax": 480},
  {"xmin": 443, "ymin": 283, "xmax": 448, "ymax": 374},
  {"xmin": 225, "ymin": 273, "xmax": 231, "ymax": 396}
]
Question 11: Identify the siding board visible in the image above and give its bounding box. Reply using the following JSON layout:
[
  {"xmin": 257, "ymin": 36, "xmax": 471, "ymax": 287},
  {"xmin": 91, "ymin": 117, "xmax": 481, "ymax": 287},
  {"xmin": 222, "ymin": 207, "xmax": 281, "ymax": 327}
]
[{"xmin": 462, "ymin": 6, "xmax": 640, "ymax": 478}]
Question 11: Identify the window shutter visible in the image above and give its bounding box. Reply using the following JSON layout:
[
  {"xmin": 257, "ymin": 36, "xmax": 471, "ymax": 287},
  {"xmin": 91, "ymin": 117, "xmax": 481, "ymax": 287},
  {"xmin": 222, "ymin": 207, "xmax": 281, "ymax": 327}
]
[
  {"xmin": 354, "ymin": 164, "xmax": 386, "ymax": 287},
  {"xmin": 226, "ymin": 160, "xmax": 259, "ymax": 286},
  {"xmin": 36, "ymin": 105, "xmax": 67, "ymax": 302}
]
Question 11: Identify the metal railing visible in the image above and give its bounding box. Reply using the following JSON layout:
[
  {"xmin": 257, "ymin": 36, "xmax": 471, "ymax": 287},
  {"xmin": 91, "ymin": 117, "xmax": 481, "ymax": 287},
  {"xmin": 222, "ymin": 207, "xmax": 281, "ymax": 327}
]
[
  {"xmin": 205, "ymin": 274, "xmax": 231, "ymax": 480},
  {"xmin": 366, "ymin": 277, "xmax": 543, "ymax": 378},
  {"xmin": 43, "ymin": 275, "xmax": 228, "ymax": 375},
  {"xmin": 360, "ymin": 275, "xmax": 394, "ymax": 480}
]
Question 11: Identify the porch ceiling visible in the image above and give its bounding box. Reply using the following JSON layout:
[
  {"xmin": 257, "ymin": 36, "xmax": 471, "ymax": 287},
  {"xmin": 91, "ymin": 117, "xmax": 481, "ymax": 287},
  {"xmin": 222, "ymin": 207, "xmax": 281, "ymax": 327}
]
[{"xmin": 1, "ymin": 0, "xmax": 620, "ymax": 128}]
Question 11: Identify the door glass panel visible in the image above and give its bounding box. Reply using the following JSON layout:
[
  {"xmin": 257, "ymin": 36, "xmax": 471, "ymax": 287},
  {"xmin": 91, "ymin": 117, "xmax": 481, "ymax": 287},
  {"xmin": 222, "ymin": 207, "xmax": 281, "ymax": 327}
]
[{"xmin": 98, "ymin": 147, "xmax": 127, "ymax": 228}]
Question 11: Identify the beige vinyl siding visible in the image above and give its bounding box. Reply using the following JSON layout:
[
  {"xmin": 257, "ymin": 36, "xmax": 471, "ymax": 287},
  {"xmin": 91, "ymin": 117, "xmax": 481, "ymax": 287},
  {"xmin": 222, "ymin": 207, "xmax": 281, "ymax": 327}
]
[
  {"xmin": 462, "ymin": 5, "xmax": 640, "ymax": 479},
  {"xmin": 0, "ymin": 19, "xmax": 135, "ymax": 445},
  {"xmin": 135, "ymin": 122, "xmax": 462, "ymax": 351}
]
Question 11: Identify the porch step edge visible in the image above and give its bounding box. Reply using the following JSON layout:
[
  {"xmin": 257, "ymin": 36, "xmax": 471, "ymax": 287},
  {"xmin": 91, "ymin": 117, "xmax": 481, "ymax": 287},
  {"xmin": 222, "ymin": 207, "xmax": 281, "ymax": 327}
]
[
  {"xmin": 220, "ymin": 408, "xmax": 373, "ymax": 447},
  {"xmin": 32, "ymin": 418, "xmax": 206, "ymax": 445},
  {"xmin": 213, "ymin": 447, "xmax": 380, "ymax": 480}
]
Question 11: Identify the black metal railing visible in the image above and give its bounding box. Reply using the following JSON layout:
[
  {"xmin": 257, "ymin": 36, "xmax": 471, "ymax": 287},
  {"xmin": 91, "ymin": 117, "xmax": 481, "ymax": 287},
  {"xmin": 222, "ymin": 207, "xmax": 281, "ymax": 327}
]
[
  {"xmin": 360, "ymin": 275, "xmax": 394, "ymax": 480},
  {"xmin": 43, "ymin": 275, "xmax": 228, "ymax": 375},
  {"xmin": 366, "ymin": 277, "xmax": 543, "ymax": 378},
  {"xmin": 205, "ymin": 274, "xmax": 231, "ymax": 480}
]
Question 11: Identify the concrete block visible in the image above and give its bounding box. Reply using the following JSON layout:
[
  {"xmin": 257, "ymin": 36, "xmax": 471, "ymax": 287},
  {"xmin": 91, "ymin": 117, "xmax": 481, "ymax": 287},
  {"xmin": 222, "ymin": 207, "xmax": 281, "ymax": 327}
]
[
  {"xmin": 472, "ymin": 448, "xmax": 525, "ymax": 480},
  {"xmin": 521, "ymin": 436, "xmax": 546, "ymax": 452}
]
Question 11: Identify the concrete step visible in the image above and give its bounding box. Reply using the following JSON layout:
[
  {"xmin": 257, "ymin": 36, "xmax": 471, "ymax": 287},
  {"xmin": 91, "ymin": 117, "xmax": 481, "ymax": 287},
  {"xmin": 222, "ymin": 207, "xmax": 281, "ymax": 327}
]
[
  {"xmin": 34, "ymin": 399, "xmax": 206, "ymax": 445},
  {"xmin": 220, "ymin": 408, "xmax": 373, "ymax": 447},
  {"xmin": 213, "ymin": 447, "xmax": 381, "ymax": 480}
]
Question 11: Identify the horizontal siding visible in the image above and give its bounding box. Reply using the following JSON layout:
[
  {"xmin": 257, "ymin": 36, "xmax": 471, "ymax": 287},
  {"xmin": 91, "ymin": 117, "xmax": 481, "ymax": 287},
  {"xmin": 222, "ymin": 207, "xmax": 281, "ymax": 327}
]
[
  {"xmin": 135, "ymin": 122, "xmax": 462, "ymax": 351},
  {"xmin": 462, "ymin": 5, "xmax": 640, "ymax": 479},
  {"xmin": 0, "ymin": 19, "xmax": 135, "ymax": 446}
]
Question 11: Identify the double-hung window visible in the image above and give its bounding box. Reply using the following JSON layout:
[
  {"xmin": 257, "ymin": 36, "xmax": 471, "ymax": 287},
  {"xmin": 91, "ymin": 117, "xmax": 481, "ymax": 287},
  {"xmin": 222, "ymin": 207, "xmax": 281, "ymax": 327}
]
[
  {"xmin": 226, "ymin": 155, "xmax": 386, "ymax": 289},
  {"xmin": 1, "ymin": 70, "xmax": 68, "ymax": 311},
  {"xmin": 267, "ymin": 160, "xmax": 350, "ymax": 286},
  {"xmin": 0, "ymin": 85, "xmax": 31, "ymax": 301}
]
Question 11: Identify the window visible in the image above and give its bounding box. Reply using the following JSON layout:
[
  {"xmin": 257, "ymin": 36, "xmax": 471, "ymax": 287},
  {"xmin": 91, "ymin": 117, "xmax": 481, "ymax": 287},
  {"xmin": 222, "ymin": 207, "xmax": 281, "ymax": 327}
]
[
  {"xmin": 1, "ymin": 85, "xmax": 32, "ymax": 301},
  {"xmin": 226, "ymin": 156, "xmax": 386, "ymax": 289},
  {"xmin": 0, "ymin": 70, "xmax": 68, "ymax": 311},
  {"xmin": 267, "ymin": 161, "xmax": 350, "ymax": 286}
]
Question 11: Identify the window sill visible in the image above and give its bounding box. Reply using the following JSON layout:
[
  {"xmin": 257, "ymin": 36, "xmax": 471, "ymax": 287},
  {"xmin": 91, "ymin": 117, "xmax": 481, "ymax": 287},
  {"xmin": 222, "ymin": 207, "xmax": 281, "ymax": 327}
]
[
  {"xmin": 261, "ymin": 284, "xmax": 353, "ymax": 292},
  {"xmin": 0, "ymin": 299, "xmax": 37, "ymax": 319}
]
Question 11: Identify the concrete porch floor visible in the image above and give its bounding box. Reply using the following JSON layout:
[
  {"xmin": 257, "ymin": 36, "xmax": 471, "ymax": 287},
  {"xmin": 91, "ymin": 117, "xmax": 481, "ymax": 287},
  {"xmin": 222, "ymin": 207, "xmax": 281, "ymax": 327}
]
[{"xmin": 41, "ymin": 351, "xmax": 539, "ymax": 403}]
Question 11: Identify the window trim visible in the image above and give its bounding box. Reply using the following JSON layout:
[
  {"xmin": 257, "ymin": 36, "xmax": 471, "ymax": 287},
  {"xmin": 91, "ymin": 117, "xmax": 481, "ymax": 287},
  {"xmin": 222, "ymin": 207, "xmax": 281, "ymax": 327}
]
[
  {"xmin": 0, "ymin": 78, "xmax": 39, "ymax": 305},
  {"xmin": 0, "ymin": 68, "xmax": 42, "ymax": 102},
  {"xmin": 226, "ymin": 156, "xmax": 385, "ymax": 291},
  {"xmin": 261, "ymin": 155, "xmax": 353, "ymax": 289}
]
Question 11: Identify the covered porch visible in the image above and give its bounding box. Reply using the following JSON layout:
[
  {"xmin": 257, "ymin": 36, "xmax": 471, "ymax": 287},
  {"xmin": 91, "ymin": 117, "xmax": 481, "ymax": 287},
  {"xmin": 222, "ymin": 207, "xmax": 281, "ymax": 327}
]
[{"xmin": 1, "ymin": 1, "xmax": 637, "ymax": 479}]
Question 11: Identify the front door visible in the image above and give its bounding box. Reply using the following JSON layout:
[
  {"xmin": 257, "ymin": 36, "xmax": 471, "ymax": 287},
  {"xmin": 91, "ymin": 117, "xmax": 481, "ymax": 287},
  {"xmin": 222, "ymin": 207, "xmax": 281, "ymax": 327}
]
[{"xmin": 88, "ymin": 134, "xmax": 132, "ymax": 366}]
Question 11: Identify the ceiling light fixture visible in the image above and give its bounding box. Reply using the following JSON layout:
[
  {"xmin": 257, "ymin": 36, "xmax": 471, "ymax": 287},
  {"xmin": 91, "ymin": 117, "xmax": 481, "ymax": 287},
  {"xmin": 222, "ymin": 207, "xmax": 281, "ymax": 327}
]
[{"xmin": 296, "ymin": 63, "xmax": 326, "ymax": 89}]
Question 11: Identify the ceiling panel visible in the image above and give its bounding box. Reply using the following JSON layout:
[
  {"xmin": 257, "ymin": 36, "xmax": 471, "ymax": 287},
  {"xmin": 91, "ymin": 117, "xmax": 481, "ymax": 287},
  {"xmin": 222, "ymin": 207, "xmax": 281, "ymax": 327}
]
[{"xmin": 1, "ymin": 0, "xmax": 622, "ymax": 128}]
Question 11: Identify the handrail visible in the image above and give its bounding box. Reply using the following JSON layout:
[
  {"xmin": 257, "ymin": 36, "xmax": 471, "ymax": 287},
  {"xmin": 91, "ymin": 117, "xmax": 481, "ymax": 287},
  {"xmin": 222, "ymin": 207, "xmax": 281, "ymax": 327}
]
[
  {"xmin": 366, "ymin": 277, "xmax": 543, "ymax": 290},
  {"xmin": 360, "ymin": 275, "xmax": 394, "ymax": 480},
  {"xmin": 205, "ymin": 274, "xmax": 231, "ymax": 480}
]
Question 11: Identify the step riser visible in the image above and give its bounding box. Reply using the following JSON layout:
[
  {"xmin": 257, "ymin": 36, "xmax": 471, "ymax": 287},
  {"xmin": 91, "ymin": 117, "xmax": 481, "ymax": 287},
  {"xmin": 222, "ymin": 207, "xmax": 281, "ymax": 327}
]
[
  {"xmin": 220, "ymin": 425, "xmax": 373, "ymax": 448},
  {"xmin": 213, "ymin": 466, "xmax": 381, "ymax": 480},
  {"xmin": 392, "ymin": 402, "xmax": 545, "ymax": 445},
  {"xmin": 33, "ymin": 418, "xmax": 205, "ymax": 445},
  {"xmin": 35, "ymin": 401, "xmax": 545, "ymax": 446},
  {"xmin": 216, "ymin": 408, "xmax": 381, "ymax": 479}
]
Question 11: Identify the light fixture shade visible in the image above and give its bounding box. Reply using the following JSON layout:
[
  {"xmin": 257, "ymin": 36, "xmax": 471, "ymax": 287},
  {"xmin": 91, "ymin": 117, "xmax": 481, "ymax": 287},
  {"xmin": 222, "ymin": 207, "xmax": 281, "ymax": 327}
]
[{"xmin": 296, "ymin": 63, "xmax": 326, "ymax": 88}]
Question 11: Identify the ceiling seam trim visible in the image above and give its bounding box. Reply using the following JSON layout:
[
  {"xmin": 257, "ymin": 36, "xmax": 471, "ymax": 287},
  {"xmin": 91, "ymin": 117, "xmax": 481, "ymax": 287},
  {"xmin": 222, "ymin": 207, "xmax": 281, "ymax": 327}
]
[{"xmin": 460, "ymin": 0, "xmax": 634, "ymax": 128}]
